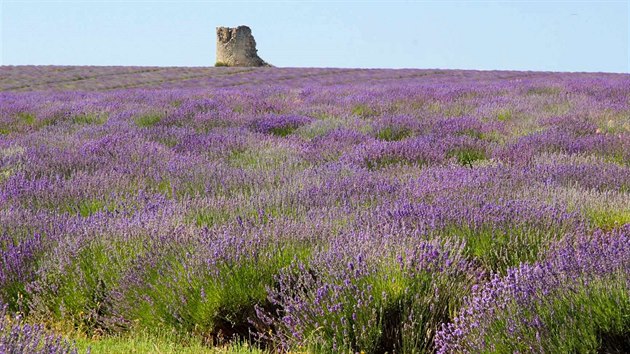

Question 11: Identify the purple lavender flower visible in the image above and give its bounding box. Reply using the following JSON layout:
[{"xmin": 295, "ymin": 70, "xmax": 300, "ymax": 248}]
[
  {"xmin": 251, "ymin": 114, "xmax": 313, "ymax": 136},
  {"xmin": 435, "ymin": 226, "xmax": 630, "ymax": 353}
]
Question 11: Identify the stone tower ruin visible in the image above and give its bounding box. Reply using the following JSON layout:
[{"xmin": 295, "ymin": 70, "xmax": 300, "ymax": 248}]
[{"xmin": 216, "ymin": 26, "xmax": 269, "ymax": 67}]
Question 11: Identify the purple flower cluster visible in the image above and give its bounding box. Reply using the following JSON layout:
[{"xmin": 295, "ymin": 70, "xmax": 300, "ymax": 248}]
[
  {"xmin": 0, "ymin": 304, "xmax": 79, "ymax": 353},
  {"xmin": 260, "ymin": 236, "xmax": 479, "ymax": 353},
  {"xmin": 251, "ymin": 114, "xmax": 313, "ymax": 136},
  {"xmin": 435, "ymin": 226, "xmax": 630, "ymax": 353}
]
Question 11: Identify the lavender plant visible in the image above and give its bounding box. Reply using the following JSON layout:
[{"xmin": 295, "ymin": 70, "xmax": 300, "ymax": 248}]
[
  {"xmin": 0, "ymin": 304, "xmax": 79, "ymax": 353},
  {"xmin": 435, "ymin": 226, "xmax": 630, "ymax": 353},
  {"xmin": 259, "ymin": 236, "xmax": 481, "ymax": 353}
]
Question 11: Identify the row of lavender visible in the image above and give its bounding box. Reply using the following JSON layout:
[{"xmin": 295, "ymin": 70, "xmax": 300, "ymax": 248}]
[{"xmin": 0, "ymin": 68, "xmax": 629, "ymax": 353}]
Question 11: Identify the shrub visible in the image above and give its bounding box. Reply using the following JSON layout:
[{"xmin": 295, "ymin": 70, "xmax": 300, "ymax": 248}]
[
  {"xmin": 0, "ymin": 304, "xmax": 79, "ymax": 353},
  {"xmin": 385, "ymin": 200, "xmax": 581, "ymax": 273},
  {"xmin": 0, "ymin": 233, "xmax": 44, "ymax": 311},
  {"xmin": 436, "ymin": 227, "xmax": 630, "ymax": 353},
  {"xmin": 260, "ymin": 238, "xmax": 480, "ymax": 353},
  {"xmin": 27, "ymin": 237, "xmax": 142, "ymax": 336},
  {"xmin": 116, "ymin": 235, "xmax": 310, "ymax": 346}
]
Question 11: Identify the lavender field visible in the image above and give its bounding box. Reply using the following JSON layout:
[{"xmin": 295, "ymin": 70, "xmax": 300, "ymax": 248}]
[{"xmin": 0, "ymin": 66, "xmax": 629, "ymax": 353}]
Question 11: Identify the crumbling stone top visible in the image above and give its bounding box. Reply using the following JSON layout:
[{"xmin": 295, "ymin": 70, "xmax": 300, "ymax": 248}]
[{"xmin": 216, "ymin": 25, "xmax": 270, "ymax": 67}]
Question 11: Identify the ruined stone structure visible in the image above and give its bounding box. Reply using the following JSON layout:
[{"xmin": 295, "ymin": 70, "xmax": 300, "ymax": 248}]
[{"xmin": 216, "ymin": 26, "xmax": 269, "ymax": 67}]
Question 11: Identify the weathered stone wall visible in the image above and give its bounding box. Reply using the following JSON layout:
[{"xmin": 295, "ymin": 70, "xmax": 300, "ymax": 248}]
[{"xmin": 216, "ymin": 26, "xmax": 269, "ymax": 67}]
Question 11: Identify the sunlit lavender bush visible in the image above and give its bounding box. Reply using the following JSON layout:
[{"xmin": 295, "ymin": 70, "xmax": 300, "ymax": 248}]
[
  {"xmin": 0, "ymin": 66, "xmax": 628, "ymax": 352},
  {"xmin": 435, "ymin": 226, "xmax": 630, "ymax": 353},
  {"xmin": 259, "ymin": 236, "xmax": 480, "ymax": 353},
  {"xmin": 0, "ymin": 304, "xmax": 79, "ymax": 353}
]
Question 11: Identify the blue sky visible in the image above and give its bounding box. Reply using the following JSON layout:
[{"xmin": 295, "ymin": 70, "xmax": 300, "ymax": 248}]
[{"xmin": 1, "ymin": 1, "xmax": 628, "ymax": 72}]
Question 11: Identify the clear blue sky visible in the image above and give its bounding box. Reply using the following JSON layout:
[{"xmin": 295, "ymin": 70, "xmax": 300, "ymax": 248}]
[{"xmin": 1, "ymin": 1, "xmax": 629, "ymax": 72}]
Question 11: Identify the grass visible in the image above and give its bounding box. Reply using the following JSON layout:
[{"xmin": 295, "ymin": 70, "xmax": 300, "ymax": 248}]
[
  {"xmin": 72, "ymin": 329, "xmax": 264, "ymax": 353},
  {"xmin": 351, "ymin": 104, "xmax": 377, "ymax": 118},
  {"xmin": 603, "ymin": 152, "xmax": 628, "ymax": 166},
  {"xmin": 0, "ymin": 166, "xmax": 16, "ymax": 182},
  {"xmin": 527, "ymin": 86, "xmax": 563, "ymax": 96},
  {"xmin": 186, "ymin": 207, "xmax": 232, "ymax": 228},
  {"xmin": 596, "ymin": 111, "xmax": 630, "ymax": 134},
  {"xmin": 496, "ymin": 109, "xmax": 513, "ymax": 122},
  {"xmin": 215, "ymin": 62, "xmax": 229, "ymax": 67},
  {"xmin": 76, "ymin": 199, "xmax": 107, "ymax": 217},
  {"xmin": 443, "ymin": 225, "xmax": 558, "ymax": 274},
  {"xmin": 228, "ymin": 146, "xmax": 298, "ymax": 170},
  {"xmin": 0, "ymin": 113, "xmax": 37, "ymax": 134},
  {"xmin": 58, "ymin": 198, "xmax": 116, "ymax": 217},
  {"xmin": 17, "ymin": 112, "xmax": 36, "ymax": 125},
  {"xmin": 443, "ymin": 104, "xmax": 476, "ymax": 117},
  {"xmin": 587, "ymin": 208, "xmax": 630, "ymax": 231},
  {"xmin": 365, "ymin": 155, "xmax": 413, "ymax": 171},
  {"xmin": 447, "ymin": 147, "xmax": 486, "ymax": 167},
  {"xmin": 13, "ymin": 112, "xmax": 61, "ymax": 129},
  {"xmin": 295, "ymin": 118, "xmax": 343, "ymax": 140},
  {"xmin": 268, "ymin": 126, "xmax": 296, "ymax": 137},
  {"xmin": 157, "ymin": 179, "xmax": 174, "ymax": 198},
  {"xmin": 542, "ymin": 101, "xmax": 571, "ymax": 115},
  {"xmin": 375, "ymin": 126, "xmax": 411, "ymax": 141},
  {"xmin": 456, "ymin": 128, "xmax": 486, "ymax": 140},
  {"xmin": 72, "ymin": 113, "xmax": 108, "ymax": 125},
  {"xmin": 134, "ymin": 113, "xmax": 163, "ymax": 128}
]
